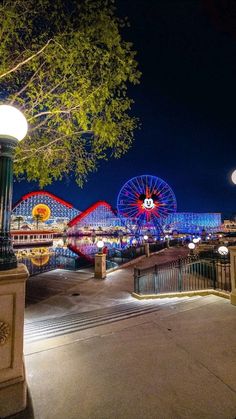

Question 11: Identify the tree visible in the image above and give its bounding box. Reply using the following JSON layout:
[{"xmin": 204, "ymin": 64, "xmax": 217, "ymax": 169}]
[
  {"xmin": 0, "ymin": 0, "xmax": 141, "ymax": 187},
  {"xmin": 33, "ymin": 214, "xmax": 43, "ymax": 230},
  {"xmin": 14, "ymin": 215, "xmax": 24, "ymax": 230}
]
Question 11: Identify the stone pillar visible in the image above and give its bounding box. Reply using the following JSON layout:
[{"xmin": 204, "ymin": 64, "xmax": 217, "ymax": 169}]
[
  {"xmin": 144, "ymin": 242, "xmax": 150, "ymax": 258},
  {"xmin": 94, "ymin": 253, "xmax": 106, "ymax": 279},
  {"xmin": 229, "ymin": 246, "xmax": 236, "ymax": 305},
  {"xmin": 0, "ymin": 263, "xmax": 29, "ymax": 418}
]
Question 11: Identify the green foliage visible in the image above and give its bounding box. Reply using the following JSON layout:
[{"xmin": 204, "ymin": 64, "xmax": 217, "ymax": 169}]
[
  {"xmin": 33, "ymin": 213, "xmax": 43, "ymax": 229},
  {"xmin": 0, "ymin": 0, "xmax": 141, "ymax": 187},
  {"xmin": 14, "ymin": 215, "xmax": 24, "ymax": 229}
]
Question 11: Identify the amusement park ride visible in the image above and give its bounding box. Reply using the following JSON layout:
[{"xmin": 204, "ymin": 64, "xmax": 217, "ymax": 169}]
[
  {"xmin": 11, "ymin": 174, "xmax": 222, "ymax": 242},
  {"xmin": 117, "ymin": 174, "xmax": 177, "ymax": 237}
]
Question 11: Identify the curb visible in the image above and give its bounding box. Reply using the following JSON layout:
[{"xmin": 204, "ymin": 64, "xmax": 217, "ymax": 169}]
[{"xmin": 131, "ymin": 289, "xmax": 230, "ymax": 300}]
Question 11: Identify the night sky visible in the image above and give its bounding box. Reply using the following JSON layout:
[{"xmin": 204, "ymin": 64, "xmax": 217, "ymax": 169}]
[{"xmin": 13, "ymin": 0, "xmax": 236, "ymax": 217}]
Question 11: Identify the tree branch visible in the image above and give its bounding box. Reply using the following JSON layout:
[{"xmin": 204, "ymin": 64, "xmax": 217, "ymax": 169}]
[
  {"xmin": 28, "ymin": 82, "xmax": 107, "ymax": 121},
  {"xmin": 0, "ymin": 39, "xmax": 53, "ymax": 80},
  {"xmin": 14, "ymin": 130, "xmax": 94, "ymax": 162},
  {"xmin": 9, "ymin": 62, "xmax": 46, "ymax": 105}
]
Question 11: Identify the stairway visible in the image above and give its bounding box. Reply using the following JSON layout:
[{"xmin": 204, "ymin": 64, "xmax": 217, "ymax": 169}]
[{"xmin": 24, "ymin": 296, "xmax": 205, "ymax": 343}]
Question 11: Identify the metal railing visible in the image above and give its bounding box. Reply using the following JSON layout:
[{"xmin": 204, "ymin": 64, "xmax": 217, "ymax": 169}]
[{"xmin": 134, "ymin": 255, "xmax": 231, "ymax": 295}]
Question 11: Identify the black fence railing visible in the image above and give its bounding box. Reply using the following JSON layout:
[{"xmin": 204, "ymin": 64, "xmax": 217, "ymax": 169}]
[{"xmin": 134, "ymin": 255, "xmax": 231, "ymax": 295}]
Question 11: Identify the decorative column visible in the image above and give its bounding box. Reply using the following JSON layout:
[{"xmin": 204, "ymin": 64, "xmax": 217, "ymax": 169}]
[
  {"xmin": 94, "ymin": 254, "xmax": 106, "ymax": 279},
  {"xmin": 0, "ymin": 105, "xmax": 29, "ymax": 417},
  {"xmin": 229, "ymin": 246, "xmax": 236, "ymax": 305}
]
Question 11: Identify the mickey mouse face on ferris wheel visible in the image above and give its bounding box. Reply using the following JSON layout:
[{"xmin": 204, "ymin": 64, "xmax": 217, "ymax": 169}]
[{"xmin": 139, "ymin": 194, "xmax": 157, "ymax": 210}]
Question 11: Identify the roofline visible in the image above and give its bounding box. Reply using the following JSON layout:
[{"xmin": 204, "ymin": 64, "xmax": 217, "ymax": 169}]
[
  {"xmin": 68, "ymin": 201, "xmax": 115, "ymax": 227},
  {"xmin": 13, "ymin": 191, "xmax": 75, "ymax": 210}
]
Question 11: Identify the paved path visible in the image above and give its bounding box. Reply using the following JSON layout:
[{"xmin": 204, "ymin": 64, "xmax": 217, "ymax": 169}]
[
  {"xmin": 15, "ymin": 295, "xmax": 236, "ymax": 419},
  {"xmin": 10, "ymin": 246, "xmax": 236, "ymax": 419},
  {"xmin": 25, "ymin": 247, "xmax": 188, "ymax": 322}
]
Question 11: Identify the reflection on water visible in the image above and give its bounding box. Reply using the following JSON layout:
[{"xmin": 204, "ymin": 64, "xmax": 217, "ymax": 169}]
[{"xmin": 16, "ymin": 235, "xmax": 138, "ymax": 276}]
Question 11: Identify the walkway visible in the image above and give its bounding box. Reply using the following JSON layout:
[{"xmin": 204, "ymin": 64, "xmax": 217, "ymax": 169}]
[
  {"xmin": 11, "ymin": 247, "xmax": 236, "ymax": 419},
  {"xmin": 25, "ymin": 246, "xmax": 188, "ymax": 322}
]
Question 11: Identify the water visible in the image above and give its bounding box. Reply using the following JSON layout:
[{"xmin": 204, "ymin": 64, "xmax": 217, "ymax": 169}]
[{"xmin": 15, "ymin": 235, "xmax": 136, "ymax": 276}]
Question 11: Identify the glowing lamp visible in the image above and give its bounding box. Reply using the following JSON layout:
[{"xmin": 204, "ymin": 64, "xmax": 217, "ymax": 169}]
[
  {"xmin": 143, "ymin": 235, "xmax": 148, "ymax": 241},
  {"xmin": 218, "ymin": 246, "xmax": 228, "ymax": 256},
  {"xmin": 0, "ymin": 105, "xmax": 28, "ymax": 141},
  {"xmin": 132, "ymin": 239, "xmax": 137, "ymax": 245},
  {"xmin": 97, "ymin": 240, "xmax": 104, "ymax": 250},
  {"xmin": 188, "ymin": 243, "xmax": 195, "ymax": 250},
  {"xmin": 193, "ymin": 238, "xmax": 198, "ymax": 244},
  {"xmin": 231, "ymin": 170, "xmax": 236, "ymax": 185}
]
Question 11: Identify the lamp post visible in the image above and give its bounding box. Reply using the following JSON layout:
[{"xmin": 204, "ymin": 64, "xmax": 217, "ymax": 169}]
[
  {"xmin": 94, "ymin": 240, "xmax": 106, "ymax": 279},
  {"xmin": 217, "ymin": 246, "xmax": 229, "ymax": 292},
  {"xmin": 143, "ymin": 235, "xmax": 150, "ymax": 257},
  {"xmin": 165, "ymin": 234, "xmax": 170, "ymax": 248},
  {"xmin": 0, "ymin": 105, "xmax": 28, "ymax": 270},
  {"xmin": 0, "ymin": 105, "xmax": 29, "ymax": 418},
  {"xmin": 188, "ymin": 242, "xmax": 195, "ymax": 256}
]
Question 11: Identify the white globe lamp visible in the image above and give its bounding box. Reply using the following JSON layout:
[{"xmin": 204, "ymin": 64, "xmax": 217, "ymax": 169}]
[
  {"xmin": 231, "ymin": 170, "xmax": 236, "ymax": 185},
  {"xmin": 0, "ymin": 105, "xmax": 28, "ymax": 142},
  {"xmin": 218, "ymin": 246, "xmax": 228, "ymax": 256},
  {"xmin": 97, "ymin": 240, "xmax": 104, "ymax": 253}
]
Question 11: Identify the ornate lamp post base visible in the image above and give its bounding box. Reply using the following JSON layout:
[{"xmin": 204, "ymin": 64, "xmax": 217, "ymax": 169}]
[{"xmin": 0, "ymin": 264, "xmax": 28, "ymax": 418}]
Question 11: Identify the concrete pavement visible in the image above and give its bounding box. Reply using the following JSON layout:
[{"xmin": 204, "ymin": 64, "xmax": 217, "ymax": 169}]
[
  {"xmin": 25, "ymin": 247, "xmax": 188, "ymax": 322},
  {"xmin": 9, "ymin": 247, "xmax": 236, "ymax": 419}
]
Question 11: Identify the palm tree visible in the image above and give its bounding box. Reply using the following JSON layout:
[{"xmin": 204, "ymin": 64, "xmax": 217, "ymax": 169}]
[
  {"xmin": 14, "ymin": 216, "xmax": 24, "ymax": 230},
  {"xmin": 33, "ymin": 214, "xmax": 43, "ymax": 230}
]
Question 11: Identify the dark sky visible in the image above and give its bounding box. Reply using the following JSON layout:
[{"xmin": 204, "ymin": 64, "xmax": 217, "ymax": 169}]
[{"xmin": 13, "ymin": 0, "xmax": 236, "ymax": 217}]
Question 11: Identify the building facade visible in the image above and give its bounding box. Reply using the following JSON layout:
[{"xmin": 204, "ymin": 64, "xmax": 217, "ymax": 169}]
[{"xmin": 12, "ymin": 191, "xmax": 80, "ymax": 231}]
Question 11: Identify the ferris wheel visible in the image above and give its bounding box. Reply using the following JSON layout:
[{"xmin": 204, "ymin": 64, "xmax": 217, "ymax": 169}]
[{"xmin": 117, "ymin": 174, "xmax": 177, "ymax": 234}]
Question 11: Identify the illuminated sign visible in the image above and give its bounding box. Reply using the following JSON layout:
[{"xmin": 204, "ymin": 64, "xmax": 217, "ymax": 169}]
[
  {"xmin": 32, "ymin": 204, "xmax": 51, "ymax": 221},
  {"xmin": 142, "ymin": 198, "xmax": 155, "ymax": 210},
  {"xmin": 139, "ymin": 194, "xmax": 157, "ymax": 211}
]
